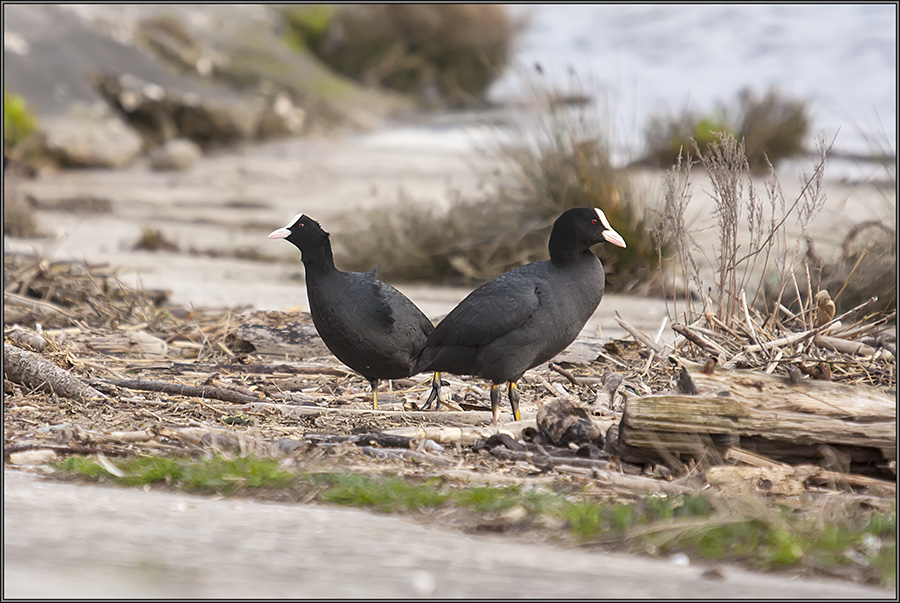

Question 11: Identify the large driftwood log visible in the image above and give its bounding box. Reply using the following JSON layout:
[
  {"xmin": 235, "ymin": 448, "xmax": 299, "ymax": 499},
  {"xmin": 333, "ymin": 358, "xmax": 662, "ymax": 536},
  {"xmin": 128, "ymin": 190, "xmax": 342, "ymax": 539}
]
[
  {"xmin": 225, "ymin": 311, "xmax": 332, "ymax": 358},
  {"xmin": 4, "ymin": 343, "xmax": 106, "ymax": 400},
  {"xmin": 613, "ymin": 360, "xmax": 895, "ymax": 476}
]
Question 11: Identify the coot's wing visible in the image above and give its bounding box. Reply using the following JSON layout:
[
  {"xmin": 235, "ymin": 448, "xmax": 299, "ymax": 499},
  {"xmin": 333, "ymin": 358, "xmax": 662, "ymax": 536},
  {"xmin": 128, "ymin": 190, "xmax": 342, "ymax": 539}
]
[
  {"xmin": 372, "ymin": 277, "xmax": 435, "ymax": 336},
  {"xmin": 429, "ymin": 269, "xmax": 542, "ymax": 348}
]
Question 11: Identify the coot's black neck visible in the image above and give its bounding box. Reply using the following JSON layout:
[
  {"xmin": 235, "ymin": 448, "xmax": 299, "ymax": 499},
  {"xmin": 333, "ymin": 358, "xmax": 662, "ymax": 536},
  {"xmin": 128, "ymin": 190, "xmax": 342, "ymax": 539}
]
[
  {"xmin": 548, "ymin": 230, "xmax": 597, "ymax": 266},
  {"xmin": 296, "ymin": 238, "xmax": 338, "ymax": 278}
]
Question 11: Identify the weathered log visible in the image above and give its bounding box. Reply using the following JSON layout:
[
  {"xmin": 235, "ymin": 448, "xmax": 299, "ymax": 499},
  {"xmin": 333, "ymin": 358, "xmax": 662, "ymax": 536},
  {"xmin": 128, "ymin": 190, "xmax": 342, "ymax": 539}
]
[
  {"xmin": 225, "ymin": 311, "xmax": 331, "ymax": 358},
  {"xmin": 4, "ymin": 343, "xmax": 106, "ymax": 400},
  {"xmin": 613, "ymin": 360, "xmax": 895, "ymax": 476}
]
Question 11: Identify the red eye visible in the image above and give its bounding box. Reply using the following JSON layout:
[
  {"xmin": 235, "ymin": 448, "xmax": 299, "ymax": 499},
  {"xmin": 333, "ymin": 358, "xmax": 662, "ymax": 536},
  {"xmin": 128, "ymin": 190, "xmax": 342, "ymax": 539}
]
[{"xmin": 591, "ymin": 218, "xmax": 598, "ymax": 224}]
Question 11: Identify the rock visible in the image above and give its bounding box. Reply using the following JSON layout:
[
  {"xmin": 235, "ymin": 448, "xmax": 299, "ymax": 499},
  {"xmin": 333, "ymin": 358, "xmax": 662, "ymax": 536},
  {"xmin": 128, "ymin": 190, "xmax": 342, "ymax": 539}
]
[
  {"xmin": 95, "ymin": 72, "xmax": 263, "ymax": 149},
  {"xmin": 4, "ymin": 4, "xmax": 411, "ymax": 163},
  {"xmin": 148, "ymin": 138, "xmax": 202, "ymax": 171},
  {"xmin": 8, "ymin": 450, "xmax": 58, "ymax": 466},
  {"xmin": 256, "ymin": 93, "xmax": 306, "ymax": 139},
  {"xmin": 41, "ymin": 108, "xmax": 144, "ymax": 168},
  {"xmin": 536, "ymin": 397, "xmax": 604, "ymax": 448}
]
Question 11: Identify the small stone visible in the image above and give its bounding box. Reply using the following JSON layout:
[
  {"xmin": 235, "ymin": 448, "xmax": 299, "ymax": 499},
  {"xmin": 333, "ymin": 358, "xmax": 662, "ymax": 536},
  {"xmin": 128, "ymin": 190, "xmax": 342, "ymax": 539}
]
[
  {"xmin": 8, "ymin": 449, "xmax": 58, "ymax": 465},
  {"xmin": 149, "ymin": 138, "xmax": 202, "ymax": 171}
]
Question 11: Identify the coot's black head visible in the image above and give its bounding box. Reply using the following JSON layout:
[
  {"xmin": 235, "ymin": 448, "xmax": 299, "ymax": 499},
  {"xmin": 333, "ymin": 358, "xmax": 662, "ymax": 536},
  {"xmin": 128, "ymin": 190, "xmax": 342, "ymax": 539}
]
[
  {"xmin": 268, "ymin": 212, "xmax": 330, "ymax": 253},
  {"xmin": 549, "ymin": 207, "xmax": 626, "ymax": 262}
]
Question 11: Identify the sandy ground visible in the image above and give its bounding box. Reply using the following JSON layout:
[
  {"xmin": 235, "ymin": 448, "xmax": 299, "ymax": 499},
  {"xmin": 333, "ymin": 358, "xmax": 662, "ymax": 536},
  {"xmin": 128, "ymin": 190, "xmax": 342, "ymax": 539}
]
[{"xmin": 4, "ymin": 469, "xmax": 893, "ymax": 599}]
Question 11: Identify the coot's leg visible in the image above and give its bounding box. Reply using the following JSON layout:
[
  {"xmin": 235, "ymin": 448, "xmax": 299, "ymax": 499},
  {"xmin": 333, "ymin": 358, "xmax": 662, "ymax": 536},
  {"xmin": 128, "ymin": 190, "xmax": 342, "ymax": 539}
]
[
  {"xmin": 420, "ymin": 371, "xmax": 442, "ymax": 411},
  {"xmin": 490, "ymin": 383, "xmax": 502, "ymax": 424},
  {"xmin": 507, "ymin": 381, "xmax": 521, "ymax": 422},
  {"xmin": 368, "ymin": 378, "xmax": 380, "ymax": 410}
]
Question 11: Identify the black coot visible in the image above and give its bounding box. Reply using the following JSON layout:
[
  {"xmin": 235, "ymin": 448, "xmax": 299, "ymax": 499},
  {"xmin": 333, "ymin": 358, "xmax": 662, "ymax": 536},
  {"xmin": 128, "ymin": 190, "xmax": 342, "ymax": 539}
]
[
  {"xmin": 414, "ymin": 207, "xmax": 626, "ymax": 423},
  {"xmin": 269, "ymin": 213, "xmax": 436, "ymax": 408}
]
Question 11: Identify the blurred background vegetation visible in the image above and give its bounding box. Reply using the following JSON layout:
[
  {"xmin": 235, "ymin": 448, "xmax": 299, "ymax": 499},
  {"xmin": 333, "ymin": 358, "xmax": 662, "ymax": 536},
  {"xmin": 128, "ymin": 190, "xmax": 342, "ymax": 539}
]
[
  {"xmin": 282, "ymin": 4, "xmax": 523, "ymax": 108},
  {"xmin": 339, "ymin": 70, "xmax": 669, "ymax": 294},
  {"xmin": 4, "ymin": 4, "xmax": 894, "ymax": 310},
  {"xmin": 641, "ymin": 87, "xmax": 811, "ymax": 173}
]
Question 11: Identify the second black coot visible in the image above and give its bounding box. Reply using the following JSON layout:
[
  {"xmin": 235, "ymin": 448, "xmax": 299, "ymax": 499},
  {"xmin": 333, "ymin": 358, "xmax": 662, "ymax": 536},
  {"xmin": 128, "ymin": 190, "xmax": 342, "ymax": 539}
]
[
  {"xmin": 414, "ymin": 206, "xmax": 626, "ymax": 423},
  {"xmin": 269, "ymin": 213, "xmax": 436, "ymax": 408}
]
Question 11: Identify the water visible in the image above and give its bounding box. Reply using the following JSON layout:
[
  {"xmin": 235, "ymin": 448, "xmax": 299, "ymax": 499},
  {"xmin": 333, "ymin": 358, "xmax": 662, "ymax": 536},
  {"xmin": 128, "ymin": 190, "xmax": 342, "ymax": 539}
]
[{"xmin": 488, "ymin": 4, "xmax": 896, "ymax": 169}]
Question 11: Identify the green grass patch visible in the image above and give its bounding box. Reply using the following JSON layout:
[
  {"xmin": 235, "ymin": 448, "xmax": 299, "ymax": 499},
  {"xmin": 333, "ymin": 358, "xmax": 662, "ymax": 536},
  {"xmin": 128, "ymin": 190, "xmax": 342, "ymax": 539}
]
[
  {"xmin": 4, "ymin": 91, "xmax": 38, "ymax": 150},
  {"xmin": 311, "ymin": 473, "xmax": 450, "ymax": 512},
  {"xmin": 282, "ymin": 4, "xmax": 335, "ymax": 52},
  {"xmin": 51, "ymin": 454, "xmax": 895, "ymax": 586},
  {"xmin": 54, "ymin": 454, "xmax": 296, "ymax": 494}
]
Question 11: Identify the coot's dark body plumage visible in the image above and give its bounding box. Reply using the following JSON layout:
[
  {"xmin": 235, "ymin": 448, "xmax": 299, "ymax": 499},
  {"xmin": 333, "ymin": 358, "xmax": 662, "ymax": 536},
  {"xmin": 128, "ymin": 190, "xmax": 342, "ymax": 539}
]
[
  {"xmin": 414, "ymin": 207, "xmax": 626, "ymax": 423},
  {"xmin": 269, "ymin": 213, "xmax": 435, "ymax": 408}
]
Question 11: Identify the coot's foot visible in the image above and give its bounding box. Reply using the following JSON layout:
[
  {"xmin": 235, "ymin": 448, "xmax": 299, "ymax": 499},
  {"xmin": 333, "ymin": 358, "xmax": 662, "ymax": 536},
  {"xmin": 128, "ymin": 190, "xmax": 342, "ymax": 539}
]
[
  {"xmin": 368, "ymin": 378, "xmax": 380, "ymax": 410},
  {"xmin": 490, "ymin": 383, "xmax": 503, "ymax": 425},
  {"xmin": 508, "ymin": 381, "xmax": 521, "ymax": 422},
  {"xmin": 419, "ymin": 372, "xmax": 442, "ymax": 411}
]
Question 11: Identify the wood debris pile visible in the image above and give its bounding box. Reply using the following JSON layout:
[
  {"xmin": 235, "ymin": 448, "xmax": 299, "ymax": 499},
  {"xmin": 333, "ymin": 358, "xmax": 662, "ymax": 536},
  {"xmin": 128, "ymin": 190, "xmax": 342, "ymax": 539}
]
[{"xmin": 3, "ymin": 254, "xmax": 896, "ymax": 504}]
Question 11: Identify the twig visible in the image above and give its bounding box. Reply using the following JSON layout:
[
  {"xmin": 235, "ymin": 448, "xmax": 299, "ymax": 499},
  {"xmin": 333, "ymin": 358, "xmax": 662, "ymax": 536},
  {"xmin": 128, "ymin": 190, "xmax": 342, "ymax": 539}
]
[
  {"xmin": 740, "ymin": 289, "xmax": 766, "ymax": 358},
  {"xmin": 615, "ymin": 312, "xmax": 664, "ymax": 355},
  {"xmin": 834, "ymin": 248, "xmax": 868, "ymax": 303},
  {"xmin": 671, "ymin": 324, "xmax": 729, "ymax": 357},
  {"xmin": 832, "ymin": 311, "xmax": 896, "ymax": 339},
  {"xmin": 743, "ymin": 296, "xmax": 878, "ymax": 354},
  {"xmin": 304, "ymin": 432, "xmax": 414, "ymax": 449},
  {"xmin": 550, "ymin": 362, "xmax": 581, "ymax": 386},
  {"xmin": 3, "ymin": 291, "xmax": 79, "ymax": 320},
  {"xmin": 173, "ymin": 362, "xmax": 352, "ymax": 377}
]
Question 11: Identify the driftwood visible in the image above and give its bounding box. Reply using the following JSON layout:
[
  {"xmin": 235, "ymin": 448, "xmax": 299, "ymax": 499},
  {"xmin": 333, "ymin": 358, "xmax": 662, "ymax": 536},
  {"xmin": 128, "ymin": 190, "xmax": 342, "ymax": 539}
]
[
  {"xmin": 4, "ymin": 343, "xmax": 106, "ymax": 400},
  {"xmin": 100, "ymin": 378, "xmax": 261, "ymax": 404},
  {"xmin": 613, "ymin": 360, "xmax": 895, "ymax": 477},
  {"xmin": 226, "ymin": 312, "xmax": 331, "ymax": 358},
  {"xmin": 381, "ymin": 424, "xmax": 513, "ymax": 445}
]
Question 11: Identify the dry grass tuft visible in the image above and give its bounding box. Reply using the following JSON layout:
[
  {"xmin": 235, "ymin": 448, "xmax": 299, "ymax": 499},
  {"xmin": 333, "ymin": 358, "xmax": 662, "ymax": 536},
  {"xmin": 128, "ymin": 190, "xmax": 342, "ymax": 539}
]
[
  {"xmin": 656, "ymin": 132, "xmax": 829, "ymax": 328},
  {"xmin": 643, "ymin": 87, "xmax": 810, "ymax": 173},
  {"xmin": 340, "ymin": 69, "xmax": 666, "ymax": 291}
]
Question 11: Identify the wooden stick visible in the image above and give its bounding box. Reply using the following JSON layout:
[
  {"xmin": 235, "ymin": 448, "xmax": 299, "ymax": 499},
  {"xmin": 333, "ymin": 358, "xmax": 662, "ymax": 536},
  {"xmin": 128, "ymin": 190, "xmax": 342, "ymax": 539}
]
[
  {"xmin": 101, "ymin": 378, "xmax": 261, "ymax": 404},
  {"xmin": 3, "ymin": 291, "xmax": 79, "ymax": 319},
  {"xmin": 615, "ymin": 313, "xmax": 665, "ymax": 355},
  {"xmin": 740, "ymin": 289, "xmax": 766, "ymax": 356},
  {"xmin": 172, "ymin": 362, "xmax": 353, "ymax": 377},
  {"xmin": 671, "ymin": 324, "xmax": 729, "ymax": 357},
  {"xmin": 813, "ymin": 334, "xmax": 879, "ymax": 357},
  {"xmin": 550, "ymin": 362, "xmax": 582, "ymax": 386},
  {"xmin": 832, "ymin": 311, "xmax": 896, "ymax": 339}
]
